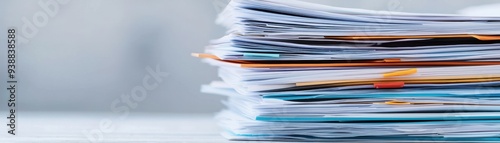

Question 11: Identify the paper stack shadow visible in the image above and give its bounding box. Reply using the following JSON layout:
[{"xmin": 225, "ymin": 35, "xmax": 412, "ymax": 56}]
[{"xmin": 195, "ymin": 0, "xmax": 500, "ymax": 141}]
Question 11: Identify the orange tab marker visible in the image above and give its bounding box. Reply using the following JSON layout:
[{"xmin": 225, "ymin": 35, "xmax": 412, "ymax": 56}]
[
  {"xmin": 373, "ymin": 82, "xmax": 405, "ymax": 89},
  {"xmin": 383, "ymin": 58, "xmax": 401, "ymax": 63},
  {"xmin": 383, "ymin": 68, "xmax": 417, "ymax": 78},
  {"xmin": 472, "ymin": 35, "xmax": 500, "ymax": 41},
  {"xmin": 383, "ymin": 100, "xmax": 412, "ymax": 105},
  {"xmin": 191, "ymin": 53, "xmax": 221, "ymax": 60}
]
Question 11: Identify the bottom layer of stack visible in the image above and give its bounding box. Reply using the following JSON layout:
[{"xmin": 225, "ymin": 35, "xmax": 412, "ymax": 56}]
[{"xmin": 203, "ymin": 80, "xmax": 500, "ymax": 142}]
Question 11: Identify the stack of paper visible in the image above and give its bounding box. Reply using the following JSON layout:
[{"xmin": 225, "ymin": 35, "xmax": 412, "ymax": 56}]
[{"xmin": 195, "ymin": 0, "xmax": 500, "ymax": 141}]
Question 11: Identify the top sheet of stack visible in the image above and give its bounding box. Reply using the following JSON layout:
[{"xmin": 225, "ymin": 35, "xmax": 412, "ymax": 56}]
[{"xmin": 200, "ymin": 0, "xmax": 500, "ymax": 62}]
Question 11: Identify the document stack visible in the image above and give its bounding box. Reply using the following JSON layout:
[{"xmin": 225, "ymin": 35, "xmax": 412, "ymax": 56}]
[{"xmin": 195, "ymin": 0, "xmax": 500, "ymax": 141}]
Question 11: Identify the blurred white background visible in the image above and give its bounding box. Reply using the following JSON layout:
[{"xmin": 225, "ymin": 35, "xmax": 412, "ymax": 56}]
[{"xmin": 1, "ymin": 0, "xmax": 500, "ymax": 114}]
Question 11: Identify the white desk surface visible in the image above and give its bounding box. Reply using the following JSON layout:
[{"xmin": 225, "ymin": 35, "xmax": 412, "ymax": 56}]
[
  {"xmin": 0, "ymin": 112, "xmax": 253, "ymax": 143},
  {"xmin": 0, "ymin": 112, "xmax": 460, "ymax": 143}
]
